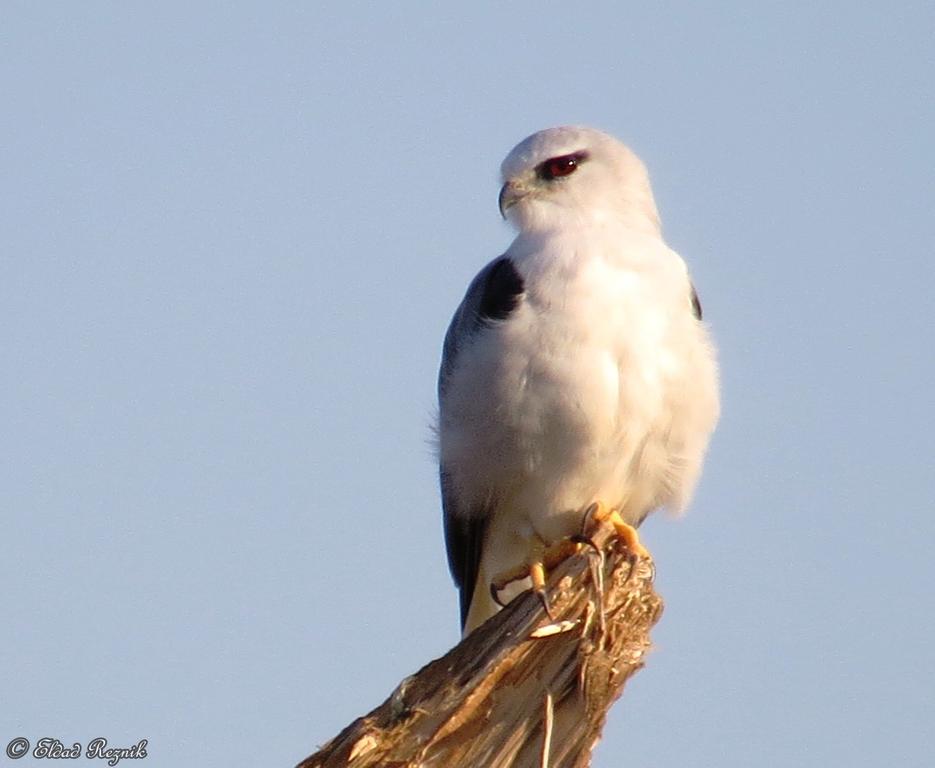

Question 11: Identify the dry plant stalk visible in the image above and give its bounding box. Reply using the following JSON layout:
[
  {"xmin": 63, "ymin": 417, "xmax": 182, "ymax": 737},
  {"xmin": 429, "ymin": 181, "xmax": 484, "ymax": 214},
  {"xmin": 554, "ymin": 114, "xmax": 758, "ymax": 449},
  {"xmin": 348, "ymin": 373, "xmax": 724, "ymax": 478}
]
[{"xmin": 297, "ymin": 523, "xmax": 663, "ymax": 768}]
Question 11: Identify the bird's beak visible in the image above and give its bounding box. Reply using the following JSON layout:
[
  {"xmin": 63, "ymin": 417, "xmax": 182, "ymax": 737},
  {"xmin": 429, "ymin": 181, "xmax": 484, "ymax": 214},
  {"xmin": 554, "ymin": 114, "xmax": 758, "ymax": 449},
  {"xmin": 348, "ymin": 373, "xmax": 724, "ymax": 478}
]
[{"xmin": 498, "ymin": 181, "xmax": 524, "ymax": 219}]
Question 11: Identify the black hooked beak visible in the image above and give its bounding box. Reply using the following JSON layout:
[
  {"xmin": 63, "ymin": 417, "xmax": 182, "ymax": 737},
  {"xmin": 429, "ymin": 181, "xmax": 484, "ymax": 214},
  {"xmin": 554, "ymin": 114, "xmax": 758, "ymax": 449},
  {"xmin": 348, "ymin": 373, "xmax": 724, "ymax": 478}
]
[
  {"xmin": 498, "ymin": 182, "xmax": 510, "ymax": 219},
  {"xmin": 498, "ymin": 181, "xmax": 523, "ymax": 218}
]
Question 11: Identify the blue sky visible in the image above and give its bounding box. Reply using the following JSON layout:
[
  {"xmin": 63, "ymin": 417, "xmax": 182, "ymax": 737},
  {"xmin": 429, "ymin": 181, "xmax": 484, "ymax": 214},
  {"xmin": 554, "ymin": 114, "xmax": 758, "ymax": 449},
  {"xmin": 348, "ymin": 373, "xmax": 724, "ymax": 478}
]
[{"xmin": 2, "ymin": 3, "xmax": 933, "ymax": 766}]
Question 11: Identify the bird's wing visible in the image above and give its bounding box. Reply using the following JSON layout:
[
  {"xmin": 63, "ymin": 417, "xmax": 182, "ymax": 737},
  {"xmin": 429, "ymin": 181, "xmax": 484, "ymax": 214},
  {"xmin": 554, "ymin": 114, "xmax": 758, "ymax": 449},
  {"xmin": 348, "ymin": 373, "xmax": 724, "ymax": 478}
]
[
  {"xmin": 689, "ymin": 281, "xmax": 703, "ymax": 320},
  {"xmin": 440, "ymin": 471, "xmax": 489, "ymax": 630},
  {"xmin": 439, "ymin": 255, "xmax": 525, "ymax": 629}
]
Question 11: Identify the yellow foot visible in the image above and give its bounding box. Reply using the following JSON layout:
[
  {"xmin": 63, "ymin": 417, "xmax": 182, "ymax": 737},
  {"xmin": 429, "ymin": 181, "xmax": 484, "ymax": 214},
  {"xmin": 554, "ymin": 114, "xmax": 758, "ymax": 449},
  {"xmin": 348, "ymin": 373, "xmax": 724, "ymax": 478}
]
[
  {"xmin": 489, "ymin": 538, "xmax": 585, "ymax": 617},
  {"xmin": 586, "ymin": 501, "xmax": 651, "ymax": 560}
]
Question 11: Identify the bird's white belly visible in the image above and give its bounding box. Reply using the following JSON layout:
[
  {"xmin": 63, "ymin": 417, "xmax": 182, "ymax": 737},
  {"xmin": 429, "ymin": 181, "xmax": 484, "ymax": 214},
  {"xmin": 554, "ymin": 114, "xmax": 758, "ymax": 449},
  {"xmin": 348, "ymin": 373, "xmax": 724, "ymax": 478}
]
[
  {"xmin": 493, "ymin": 316, "xmax": 670, "ymax": 540},
  {"xmin": 443, "ymin": 255, "xmax": 713, "ymax": 545}
]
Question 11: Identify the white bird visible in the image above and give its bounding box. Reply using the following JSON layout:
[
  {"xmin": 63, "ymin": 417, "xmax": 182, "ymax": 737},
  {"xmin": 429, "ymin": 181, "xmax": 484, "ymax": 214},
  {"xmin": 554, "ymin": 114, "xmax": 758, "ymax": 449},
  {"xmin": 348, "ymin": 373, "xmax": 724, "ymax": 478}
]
[{"xmin": 438, "ymin": 126, "xmax": 719, "ymax": 634}]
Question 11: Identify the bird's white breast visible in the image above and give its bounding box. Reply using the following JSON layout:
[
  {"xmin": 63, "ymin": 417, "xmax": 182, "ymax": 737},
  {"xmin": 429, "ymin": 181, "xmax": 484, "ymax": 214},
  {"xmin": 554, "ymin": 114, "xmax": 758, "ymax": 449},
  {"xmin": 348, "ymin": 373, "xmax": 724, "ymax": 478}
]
[{"xmin": 441, "ymin": 224, "xmax": 719, "ymax": 545}]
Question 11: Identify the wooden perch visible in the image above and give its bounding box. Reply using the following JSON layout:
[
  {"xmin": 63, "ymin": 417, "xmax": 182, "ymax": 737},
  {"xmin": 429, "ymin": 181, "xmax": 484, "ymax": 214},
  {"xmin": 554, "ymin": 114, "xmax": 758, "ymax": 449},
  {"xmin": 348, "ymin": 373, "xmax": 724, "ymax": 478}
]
[{"xmin": 296, "ymin": 524, "xmax": 663, "ymax": 768}]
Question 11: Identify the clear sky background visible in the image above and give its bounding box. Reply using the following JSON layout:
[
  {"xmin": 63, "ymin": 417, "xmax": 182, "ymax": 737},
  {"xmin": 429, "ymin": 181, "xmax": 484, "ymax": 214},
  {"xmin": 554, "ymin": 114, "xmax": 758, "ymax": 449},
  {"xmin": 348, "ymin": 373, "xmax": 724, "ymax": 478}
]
[{"xmin": 2, "ymin": 3, "xmax": 933, "ymax": 767}]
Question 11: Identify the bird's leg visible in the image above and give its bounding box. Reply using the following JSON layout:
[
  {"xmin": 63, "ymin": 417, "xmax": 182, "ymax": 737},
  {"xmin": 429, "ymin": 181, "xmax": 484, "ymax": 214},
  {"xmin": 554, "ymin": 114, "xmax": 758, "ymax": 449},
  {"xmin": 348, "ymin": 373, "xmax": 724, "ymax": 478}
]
[
  {"xmin": 489, "ymin": 538, "xmax": 585, "ymax": 617},
  {"xmin": 585, "ymin": 500, "xmax": 651, "ymax": 560},
  {"xmin": 541, "ymin": 536, "xmax": 588, "ymax": 569}
]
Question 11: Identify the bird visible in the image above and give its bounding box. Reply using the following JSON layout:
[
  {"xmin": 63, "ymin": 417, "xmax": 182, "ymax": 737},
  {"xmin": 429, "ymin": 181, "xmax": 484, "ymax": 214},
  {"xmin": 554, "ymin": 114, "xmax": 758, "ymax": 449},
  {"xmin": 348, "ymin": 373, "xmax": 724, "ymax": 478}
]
[{"xmin": 437, "ymin": 126, "xmax": 719, "ymax": 635}]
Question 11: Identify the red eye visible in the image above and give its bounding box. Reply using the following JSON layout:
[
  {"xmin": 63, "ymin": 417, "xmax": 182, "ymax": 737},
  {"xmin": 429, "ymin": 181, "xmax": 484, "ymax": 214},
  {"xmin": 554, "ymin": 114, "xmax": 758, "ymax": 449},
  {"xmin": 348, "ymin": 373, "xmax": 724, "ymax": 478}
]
[{"xmin": 537, "ymin": 152, "xmax": 587, "ymax": 181}]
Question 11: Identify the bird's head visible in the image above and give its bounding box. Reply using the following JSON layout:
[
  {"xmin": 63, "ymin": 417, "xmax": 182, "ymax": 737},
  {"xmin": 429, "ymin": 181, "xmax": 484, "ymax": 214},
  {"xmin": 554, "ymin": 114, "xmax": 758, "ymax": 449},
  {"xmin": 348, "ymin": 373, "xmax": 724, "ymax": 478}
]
[{"xmin": 498, "ymin": 126, "xmax": 660, "ymax": 234}]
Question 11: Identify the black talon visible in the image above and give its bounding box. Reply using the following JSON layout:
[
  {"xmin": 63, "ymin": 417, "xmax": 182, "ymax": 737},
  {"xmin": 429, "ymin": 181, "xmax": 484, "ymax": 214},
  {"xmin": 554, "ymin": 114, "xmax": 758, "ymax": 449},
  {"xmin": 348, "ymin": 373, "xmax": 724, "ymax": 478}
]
[
  {"xmin": 580, "ymin": 502, "xmax": 600, "ymax": 532},
  {"xmin": 534, "ymin": 587, "xmax": 555, "ymax": 620},
  {"xmin": 490, "ymin": 582, "xmax": 507, "ymax": 608},
  {"xmin": 624, "ymin": 550, "xmax": 646, "ymax": 583},
  {"xmin": 570, "ymin": 533, "xmax": 600, "ymax": 554},
  {"xmin": 644, "ymin": 558, "xmax": 657, "ymax": 583}
]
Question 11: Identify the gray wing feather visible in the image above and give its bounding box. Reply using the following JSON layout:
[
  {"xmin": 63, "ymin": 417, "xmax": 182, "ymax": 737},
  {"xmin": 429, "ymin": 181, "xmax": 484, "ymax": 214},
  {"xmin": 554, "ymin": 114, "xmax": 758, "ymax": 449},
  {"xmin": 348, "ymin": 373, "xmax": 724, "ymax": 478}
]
[
  {"xmin": 690, "ymin": 281, "xmax": 702, "ymax": 320},
  {"xmin": 439, "ymin": 256, "xmax": 524, "ymax": 629}
]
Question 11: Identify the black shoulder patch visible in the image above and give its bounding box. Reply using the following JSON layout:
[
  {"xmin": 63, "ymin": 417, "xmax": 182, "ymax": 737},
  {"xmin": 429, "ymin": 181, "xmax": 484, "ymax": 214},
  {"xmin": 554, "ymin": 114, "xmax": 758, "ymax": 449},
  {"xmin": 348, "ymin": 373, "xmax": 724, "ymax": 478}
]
[
  {"xmin": 690, "ymin": 283, "xmax": 703, "ymax": 320},
  {"xmin": 478, "ymin": 257, "xmax": 524, "ymax": 321}
]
